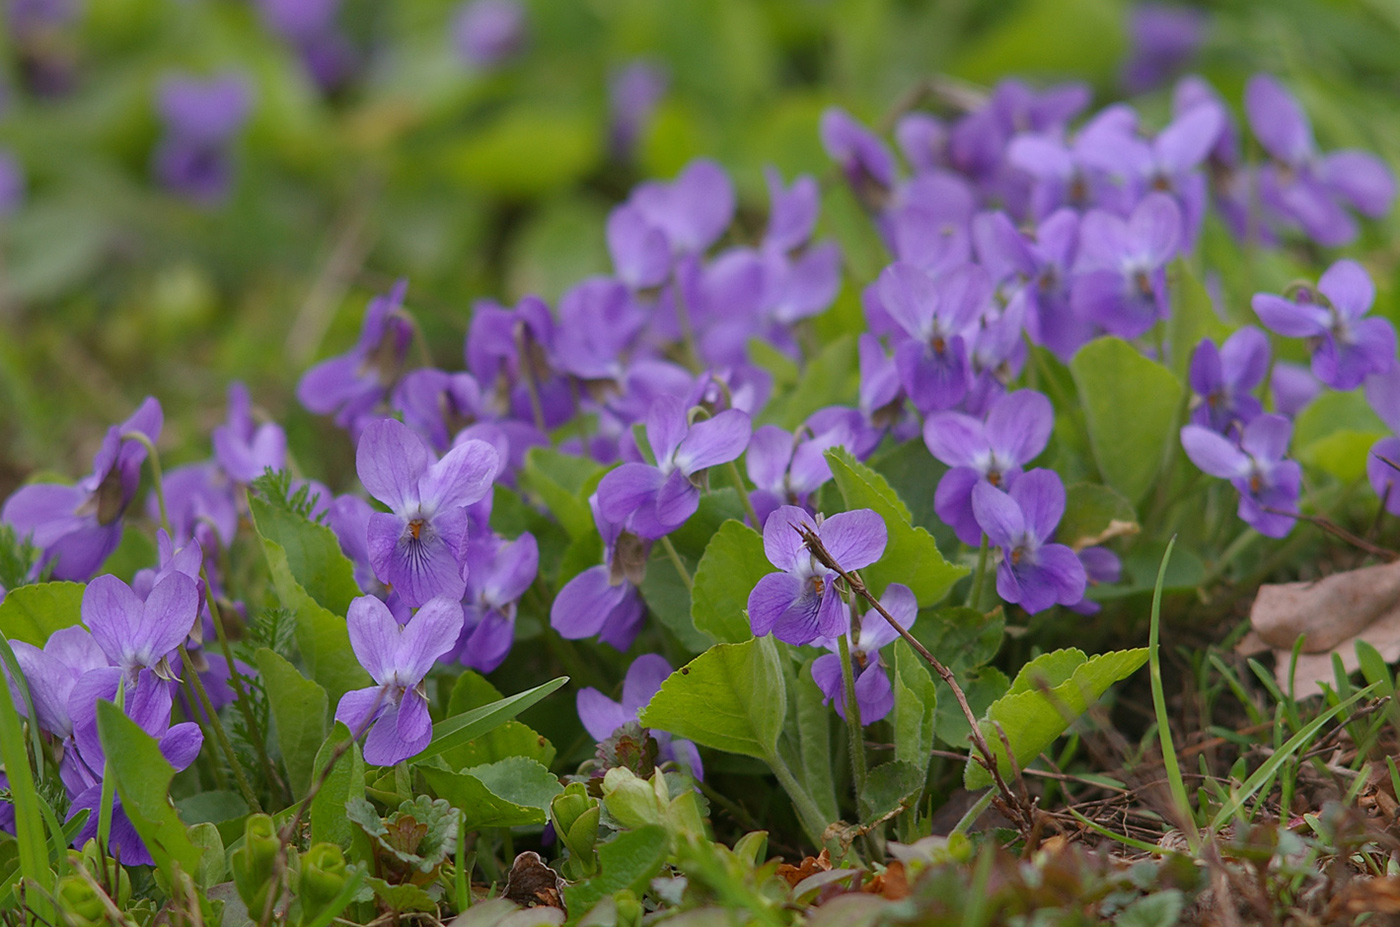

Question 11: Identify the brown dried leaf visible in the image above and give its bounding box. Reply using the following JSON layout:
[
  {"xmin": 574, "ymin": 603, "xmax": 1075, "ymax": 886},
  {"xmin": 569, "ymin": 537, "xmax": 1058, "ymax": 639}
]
[
  {"xmin": 1244, "ymin": 561, "xmax": 1400, "ymax": 698},
  {"xmin": 777, "ymin": 849, "xmax": 832, "ymax": 887}
]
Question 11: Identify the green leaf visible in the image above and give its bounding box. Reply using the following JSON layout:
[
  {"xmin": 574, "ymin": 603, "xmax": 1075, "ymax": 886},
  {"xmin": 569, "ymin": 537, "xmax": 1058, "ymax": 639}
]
[
  {"xmin": 0, "ymin": 637, "xmax": 51, "ymax": 907},
  {"xmin": 562, "ymin": 825, "xmax": 669, "ymax": 916},
  {"xmin": 255, "ymin": 649, "xmax": 329, "ymax": 800},
  {"xmin": 951, "ymin": 0, "xmax": 1125, "ymax": 85},
  {"xmin": 914, "ymin": 607, "xmax": 1005, "ymax": 675},
  {"xmin": 95, "ymin": 700, "xmax": 203, "ymax": 880},
  {"xmin": 250, "ymin": 496, "xmax": 369, "ymax": 707},
  {"xmin": 1094, "ymin": 541, "xmax": 1205, "ymax": 600},
  {"xmin": 0, "ymin": 581, "xmax": 84, "ymax": 646},
  {"xmin": 188, "ymin": 822, "xmax": 226, "ymax": 890},
  {"xmin": 519, "ymin": 448, "xmax": 606, "ymax": 542},
  {"xmin": 422, "ymin": 757, "xmax": 561, "ymax": 831},
  {"xmin": 965, "ymin": 648, "xmax": 1149, "ymax": 789},
  {"xmin": 1293, "ymin": 390, "xmax": 1388, "ymax": 482},
  {"xmin": 860, "ymin": 760, "xmax": 924, "ymax": 824},
  {"xmin": 310, "ymin": 723, "xmax": 365, "ymax": 849},
  {"xmin": 1070, "ymin": 338, "xmax": 1183, "ymax": 506},
  {"xmin": 639, "ymin": 547, "xmax": 709, "ymax": 653},
  {"xmin": 935, "ymin": 666, "xmax": 1008, "ymax": 749},
  {"xmin": 765, "ymin": 335, "xmax": 860, "ymax": 430},
  {"xmin": 442, "ymin": 672, "xmax": 556, "ymax": 769},
  {"xmin": 640, "ymin": 637, "xmax": 786, "ymax": 760},
  {"xmin": 413, "ymin": 676, "xmax": 569, "ymax": 763},
  {"xmin": 825, "ymin": 448, "xmax": 967, "ymax": 606},
  {"xmin": 1056, "ymin": 483, "xmax": 1139, "ymax": 549},
  {"xmin": 691, "ymin": 520, "xmax": 769, "ymax": 644},
  {"xmin": 1118, "ymin": 889, "xmax": 1185, "ymax": 927},
  {"xmin": 891, "ymin": 641, "xmax": 938, "ymax": 770},
  {"xmin": 364, "ymin": 876, "xmax": 439, "ymax": 914},
  {"xmin": 447, "ymin": 105, "xmax": 601, "ymax": 198},
  {"xmin": 1167, "ymin": 262, "xmax": 1232, "ymax": 383},
  {"xmin": 781, "ymin": 653, "xmax": 840, "ymax": 823}
]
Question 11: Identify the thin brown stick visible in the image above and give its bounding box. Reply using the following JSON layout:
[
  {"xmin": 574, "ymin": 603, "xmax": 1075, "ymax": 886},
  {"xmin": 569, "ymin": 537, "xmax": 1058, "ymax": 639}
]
[
  {"xmin": 1259, "ymin": 505, "xmax": 1399, "ymax": 561},
  {"xmin": 793, "ymin": 522, "xmax": 1032, "ymax": 827}
]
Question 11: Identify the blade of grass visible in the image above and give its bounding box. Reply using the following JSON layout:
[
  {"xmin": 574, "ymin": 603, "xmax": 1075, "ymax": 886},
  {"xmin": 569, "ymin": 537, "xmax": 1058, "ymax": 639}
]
[
  {"xmin": 0, "ymin": 635, "xmax": 45, "ymax": 782},
  {"xmin": 1148, "ymin": 536, "xmax": 1198, "ymax": 851},
  {"xmin": 0, "ymin": 653, "xmax": 52, "ymax": 919},
  {"xmin": 1208, "ymin": 683, "xmax": 1377, "ymax": 831},
  {"xmin": 1068, "ymin": 808, "xmax": 1170, "ymax": 854}
]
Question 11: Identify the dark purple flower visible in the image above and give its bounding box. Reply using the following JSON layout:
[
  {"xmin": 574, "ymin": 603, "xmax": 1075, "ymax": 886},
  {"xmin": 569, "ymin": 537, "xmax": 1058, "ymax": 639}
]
[
  {"xmin": 608, "ymin": 60, "xmax": 667, "ymax": 160},
  {"xmin": 596, "ymin": 395, "xmax": 751, "ymax": 539},
  {"xmin": 3, "ymin": 397, "xmax": 162, "ymax": 582},
  {"xmin": 453, "ymin": 0, "xmax": 526, "ymax": 68},
  {"xmin": 1071, "ymin": 192, "xmax": 1182, "ymax": 339},
  {"xmin": 357, "ymin": 418, "xmax": 499, "ymax": 608},
  {"xmin": 467, "ymin": 295, "xmax": 574, "ymax": 429},
  {"xmin": 878, "ymin": 262, "xmax": 991, "ymax": 412},
  {"xmin": 1067, "ymin": 547, "xmax": 1122, "ymax": 616},
  {"xmin": 298, "ymin": 282, "xmax": 413, "ymax": 435},
  {"xmin": 1121, "ymin": 4, "xmax": 1207, "ymax": 93},
  {"xmin": 449, "ymin": 531, "xmax": 537, "ymax": 673},
  {"xmin": 821, "ymin": 108, "xmax": 896, "ymax": 212},
  {"xmin": 810, "ymin": 583, "xmax": 916, "ymax": 724},
  {"xmin": 1180, "ymin": 414, "xmax": 1301, "ymax": 538},
  {"xmin": 213, "ymin": 382, "xmax": 287, "ymax": 484},
  {"xmin": 747, "ymin": 506, "xmax": 886, "ymax": 646},
  {"xmin": 577, "ymin": 654, "xmax": 702, "ymax": 778},
  {"xmin": 1246, "ymin": 74, "xmax": 1395, "ymax": 246},
  {"xmin": 336, "ymin": 595, "xmax": 463, "ymax": 766},
  {"xmin": 924, "ymin": 389, "xmax": 1054, "ymax": 546},
  {"xmin": 549, "ymin": 499, "xmax": 646, "ymax": 651},
  {"xmin": 1251, "ymin": 260, "xmax": 1396, "ymax": 391},
  {"xmin": 971, "ymin": 470, "xmax": 1087, "ymax": 614},
  {"xmin": 1188, "ymin": 327, "xmax": 1269, "ymax": 435}
]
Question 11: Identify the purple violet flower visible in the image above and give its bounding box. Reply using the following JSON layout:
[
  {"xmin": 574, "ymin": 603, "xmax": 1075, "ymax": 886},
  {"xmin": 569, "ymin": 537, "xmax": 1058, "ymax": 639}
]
[
  {"xmin": 1121, "ymin": 4, "xmax": 1208, "ymax": 94},
  {"xmin": 452, "ymin": 0, "xmax": 526, "ymax": 68},
  {"xmin": 1067, "ymin": 546, "xmax": 1122, "ymax": 616},
  {"xmin": 877, "ymin": 262, "xmax": 992, "ymax": 413},
  {"xmin": 1188, "ymin": 327, "xmax": 1269, "ymax": 435},
  {"xmin": 450, "ymin": 531, "xmax": 537, "ymax": 673},
  {"xmin": 608, "ymin": 60, "xmax": 667, "ymax": 161},
  {"xmin": 577, "ymin": 654, "xmax": 702, "ymax": 778},
  {"xmin": 550, "ymin": 495, "xmax": 647, "ymax": 651},
  {"xmin": 746, "ymin": 418, "xmax": 858, "ymax": 526},
  {"xmin": 1180, "ymin": 413, "xmax": 1302, "ymax": 538},
  {"xmin": 747, "ymin": 506, "xmax": 887, "ymax": 646},
  {"xmin": 971, "ymin": 470, "xmax": 1087, "ymax": 614},
  {"xmin": 83, "ymin": 572, "xmax": 199, "ymax": 686},
  {"xmin": 1369, "ymin": 437, "xmax": 1400, "ymax": 516},
  {"xmin": 152, "ymin": 72, "xmax": 253, "ymax": 205},
  {"xmin": 336, "ymin": 595, "xmax": 464, "ymax": 766},
  {"xmin": 213, "ymin": 382, "xmax": 287, "ymax": 484},
  {"xmin": 820, "ymin": 108, "xmax": 897, "ymax": 212},
  {"xmin": 0, "ymin": 151, "xmax": 24, "ymax": 216},
  {"xmin": 1071, "ymin": 192, "xmax": 1182, "ymax": 339},
  {"xmin": 810, "ymin": 583, "xmax": 917, "ymax": 724},
  {"xmin": 595, "ymin": 395, "xmax": 751, "ymax": 539},
  {"xmin": 3, "ymin": 397, "xmax": 162, "ymax": 582},
  {"xmin": 298, "ymin": 282, "xmax": 414, "ymax": 436},
  {"xmin": 1245, "ymin": 74, "xmax": 1395, "ymax": 246},
  {"xmin": 357, "ymin": 418, "xmax": 500, "ymax": 608},
  {"xmin": 627, "ymin": 160, "xmax": 735, "ymax": 256},
  {"xmin": 924, "ymin": 389, "xmax": 1055, "ymax": 546},
  {"xmin": 1251, "ymin": 259, "xmax": 1396, "ymax": 391}
]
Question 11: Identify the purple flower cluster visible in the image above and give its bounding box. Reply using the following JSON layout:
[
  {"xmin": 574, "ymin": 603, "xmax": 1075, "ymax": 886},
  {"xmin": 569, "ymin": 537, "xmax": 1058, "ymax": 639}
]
[{"xmin": 152, "ymin": 73, "xmax": 253, "ymax": 206}]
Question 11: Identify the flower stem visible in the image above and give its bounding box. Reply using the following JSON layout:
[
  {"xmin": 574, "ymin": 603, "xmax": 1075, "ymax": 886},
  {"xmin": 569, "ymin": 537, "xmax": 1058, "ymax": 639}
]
[
  {"xmin": 967, "ymin": 533, "xmax": 990, "ymax": 611},
  {"xmin": 179, "ymin": 644, "xmax": 263, "ymax": 814},
  {"xmin": 725, "ymin": 459, "xmax": 762, "ymax": 528},
  {"xmin": 836, "ymin": 634, "xmax": 867, "ymax": 804},
  {"xmin": 659, "ymin": 535, "xmax": 693, "ymax": 591},
  {"xmin": 121, "ymin": 431, "xmax": 170, "ymax": 536}
]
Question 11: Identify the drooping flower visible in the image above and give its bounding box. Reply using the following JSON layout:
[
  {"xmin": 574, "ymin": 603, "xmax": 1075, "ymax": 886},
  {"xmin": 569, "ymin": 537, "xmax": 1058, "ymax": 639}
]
[
  {"xmin": 747, "ymin": 506, "xmax": 887, "ymax": 646},
  {"xmin": 335, "ymin": 595, "xmax": 463, "ymax": 766},
  {"xmin": 595, "ymin": 394, "xmax": 751, "ymax": 539},
  {"xmin": 212, "ymin": 381, "xmax": 287, "ymax": 484},
  {"xmin": 2, "ymin": 397, "xmax": 162, "ymax": 582},
  {"xmin": 970, "ymin": 470, "xmax": 1087, "ymax": 614},
  {"xmin": 356, "ymin": 418, "xmax": 500, "ymax": 608},
  {"xmin": 924, "ymin": 389, "xmax": 1054, "ymax": 546},
  {"xmin": 452, "ymin": 0, "xmax": 526, "ymax": 68},
  {"xmin": 820, "ymin": 108, "xmax": 896, "ymax": 212},
  {"xmin": 1180, "ymin": 413, "xmax": 1301, "ymax": 538},
  {"xmin": 1121, "ymin": 3, "xmax": 1207, "ymax": 93},
  {"xmin": 1067, "ymin": 547, "xmax": 1123, "ymax": 616},
  {"xmin": 1251, "ymin": 259, "xmax": 1396, "ymax": 391},
  {"xmin": 1187, "ymin": 327, "xmax": 1269, "ymax": 435},
  {"xmin": 810, "ymin": 584, "xmax": 917, "ymax": 724},
  {"xmin": 576, "ymin": 654, "xmax": 702, "ymax": 779},
  {"xmin": 608, "ymin": 60, "xmax": 667, "ymax": 161},
  {"xmin": 551, "ymin": 495, "xmax": 648, "ymax": 651},
  {"xmin": 297, "ymin": 282, "xmax": 413, "ymax": 436},
  {"xmin": 152, "ymin": 72, "xmax": 253, "ymax": 205}
]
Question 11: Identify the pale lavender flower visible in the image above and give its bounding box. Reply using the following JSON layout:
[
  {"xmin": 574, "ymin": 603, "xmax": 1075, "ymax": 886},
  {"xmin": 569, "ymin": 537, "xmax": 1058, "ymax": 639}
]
[
  {"xmin": 1180, "ymin": 414, "xmax": 1301, "ymax": 537},
  {"xmin": 1369, "ymin": 437, "xmax": 1400, "ymax": 516},
  {"xmin": 453, "ymin": 0, "xmax": 526, "ymax": 68},
  {"xmin": 0, "ymin": 151, "xmax": 24, "ymax": 216},
  {"xmin": 1251, "ymin": 259, "xmax": 1396, "ymax": 391},
  {"xmin": 335, "ymin": 595, "xmax": 463, "ymax": 766},
  {"xmin": 357, "ymin": 418, "xmax": 500, "ymax": 608},
  {"xmin": 747, "ymin": 506, "xmax": 886, "ymax": 646},
  {"xmin": 577, "ymin": 654, "xmax": 702, "ymax": 778},
  {"xmin": 1067, "ymin": 546, "xmax": 1122, "ymax": 616},
  {"xmin": 627, "ymin": 160, "xmax": 735, "ymax": 256}
]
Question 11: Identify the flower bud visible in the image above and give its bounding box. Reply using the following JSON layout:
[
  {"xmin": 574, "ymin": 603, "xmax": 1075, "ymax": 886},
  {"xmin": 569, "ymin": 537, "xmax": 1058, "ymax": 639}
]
[
  {"xmin": 231, "ymin": 813, "xmax": 281, "ymax": 912},
  {"xmin": 55, "ymin": 875, "xmax": 106, "ymax": 927},
  {"xmin": 298, "ymin": 843, "xmax": 349, "ymax": 925}
]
